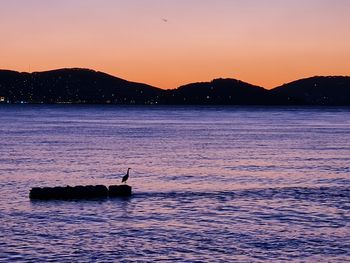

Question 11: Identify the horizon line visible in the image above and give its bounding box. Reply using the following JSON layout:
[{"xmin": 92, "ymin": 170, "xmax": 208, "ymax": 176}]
[{"xmin": 1, "ymin": 67, "xmax": 349, "ymax": 91}]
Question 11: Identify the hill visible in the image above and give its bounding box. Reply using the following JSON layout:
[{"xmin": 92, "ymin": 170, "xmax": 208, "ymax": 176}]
[
  {"xmin": 160, "ymin": 78, "xmax": 270, "ymax": 105},
  {"xmin": 272, "ymin": 76, "xmax": 350, "ymax": 105},
  {"xmin": 0, "ymin": 68, "xmax": 162, "ymax": 104},
  {"xmin": 0, "ymin": 68, "xmax": 349, "ymax": 105}
]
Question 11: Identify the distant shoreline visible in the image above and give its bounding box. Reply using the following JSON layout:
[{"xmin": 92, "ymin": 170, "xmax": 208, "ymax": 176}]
[
  {"xmin": 1, "ymin": 68, "xmax": 349, "ymax": 106},
  {"xmin": 1, "ymin": 104, "xmax": 350, "ymax": 109}
]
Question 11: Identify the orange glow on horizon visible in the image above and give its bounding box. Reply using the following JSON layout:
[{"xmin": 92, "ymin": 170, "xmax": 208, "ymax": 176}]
[{"xmin": 1, "ymin": 0, "xmax": 350, "ymax": 89}]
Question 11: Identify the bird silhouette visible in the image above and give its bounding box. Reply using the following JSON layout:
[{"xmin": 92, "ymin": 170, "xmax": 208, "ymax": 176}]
[{"xmin": 122, "ymin": 168, "xmax": 131, "ymax": 184}]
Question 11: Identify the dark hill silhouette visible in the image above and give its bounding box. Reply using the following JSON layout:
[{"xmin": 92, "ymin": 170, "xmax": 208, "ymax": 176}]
[
  {"xmin": 0, "ymin": 68, "xmax": 161, "ymax": 104},
  {"xmin": 161, "ymin": 78, "xmax": 270, "ymax": 105},
  {"xmin": 272, "ymin": 76, "xmax": 350, "ymax": 105},
  {"xmin": 0, "ymin": 68, "xmax": 349, "ymax": 105}
]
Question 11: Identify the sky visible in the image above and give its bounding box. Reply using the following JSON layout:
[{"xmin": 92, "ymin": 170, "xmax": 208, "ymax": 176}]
[{"xmin": 1, "ymin": 0, "xmax": 350, "ymax": 89}]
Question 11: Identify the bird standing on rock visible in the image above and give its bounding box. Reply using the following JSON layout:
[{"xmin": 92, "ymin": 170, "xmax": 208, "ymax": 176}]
[{"xmin": 122, "ymin": 168, "xmax": 131, "ymax": 184}]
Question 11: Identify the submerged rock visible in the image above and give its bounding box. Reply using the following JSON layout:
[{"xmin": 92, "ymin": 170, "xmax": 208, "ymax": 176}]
[{"xmin": 29, "ymin": 184, "xmax": 132, "ymax": 200}]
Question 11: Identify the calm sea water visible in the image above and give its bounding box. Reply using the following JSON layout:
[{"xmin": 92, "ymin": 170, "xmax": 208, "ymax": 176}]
[{"xmin": 0, "ymin": 105, "xmax": 349, "ymax": 262}]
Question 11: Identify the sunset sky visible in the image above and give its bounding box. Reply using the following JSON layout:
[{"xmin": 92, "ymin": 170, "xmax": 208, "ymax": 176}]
[{"xmin": 1, "ymin": 0, "xmax": 350, "ymax": 89}]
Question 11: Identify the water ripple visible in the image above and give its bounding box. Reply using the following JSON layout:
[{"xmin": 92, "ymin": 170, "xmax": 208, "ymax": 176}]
[{"xmin": 1, "ymin": 106, "xmax": 350, "ymax": 262}]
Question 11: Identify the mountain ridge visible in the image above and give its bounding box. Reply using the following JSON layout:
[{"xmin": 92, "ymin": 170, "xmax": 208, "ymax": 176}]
[{"xmin": 0, "ymin": 68, "xmax": 349, "ymax": 105}]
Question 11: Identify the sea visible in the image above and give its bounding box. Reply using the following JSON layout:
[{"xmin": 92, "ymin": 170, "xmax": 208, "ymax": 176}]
[{"xmin": 0, "ymin": 105, "xmax": 349, "ymax": 262}]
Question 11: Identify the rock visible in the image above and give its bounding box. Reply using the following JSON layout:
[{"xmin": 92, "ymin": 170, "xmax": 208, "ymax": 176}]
[
  {"xmin": 108, "ymin": 185, "xmax": 132, "ymax": 197},
  {"xmin": 29, "ymin": 184, "xmax": 132, "ymax": 200},
  {"xmin": 29, "ymin": 185, "xmax": 108, "ymax": 200}
]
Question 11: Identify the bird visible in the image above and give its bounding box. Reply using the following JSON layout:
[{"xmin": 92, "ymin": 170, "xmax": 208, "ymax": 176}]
[{"xmin": 122, "ymin": 168, "xmax": 131, "ymax": 184}]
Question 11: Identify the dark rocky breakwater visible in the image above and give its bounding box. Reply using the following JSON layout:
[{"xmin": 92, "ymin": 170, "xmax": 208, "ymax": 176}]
[{"xmin": 29, "ymin": 185, "xmax": 132, "ymax": 200}]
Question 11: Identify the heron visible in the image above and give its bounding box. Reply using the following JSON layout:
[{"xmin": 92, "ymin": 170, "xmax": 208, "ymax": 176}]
[{"xmin": 122, "ymin": 168, "xmax": 131, "ymax": 184}]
